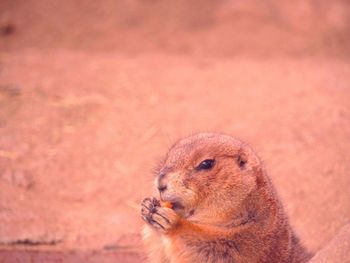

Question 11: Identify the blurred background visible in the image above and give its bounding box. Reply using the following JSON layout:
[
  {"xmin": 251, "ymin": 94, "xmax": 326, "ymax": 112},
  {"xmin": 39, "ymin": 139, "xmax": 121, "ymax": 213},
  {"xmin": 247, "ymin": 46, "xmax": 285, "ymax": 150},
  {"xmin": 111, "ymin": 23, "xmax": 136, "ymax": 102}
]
[{"xmin": 0, "ymin": 0, "xmax": 350, "ymax": 262}]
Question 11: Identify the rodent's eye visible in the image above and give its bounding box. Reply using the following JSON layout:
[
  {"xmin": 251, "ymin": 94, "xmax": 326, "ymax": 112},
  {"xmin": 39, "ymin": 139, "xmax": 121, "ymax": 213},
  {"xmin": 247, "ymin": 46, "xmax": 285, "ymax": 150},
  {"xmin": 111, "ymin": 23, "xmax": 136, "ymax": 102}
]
[{"xmin": 195, "ymin": 159, "xmax": 215, "ymax": 171}]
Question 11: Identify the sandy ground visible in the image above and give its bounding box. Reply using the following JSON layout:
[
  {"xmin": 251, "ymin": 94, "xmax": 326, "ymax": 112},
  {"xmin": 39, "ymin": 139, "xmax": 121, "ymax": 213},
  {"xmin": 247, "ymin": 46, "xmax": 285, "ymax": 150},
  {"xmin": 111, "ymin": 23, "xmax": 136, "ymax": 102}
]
[{"xmin": 0, "ymin": 1, "xmax": 350, "ymax": 262}]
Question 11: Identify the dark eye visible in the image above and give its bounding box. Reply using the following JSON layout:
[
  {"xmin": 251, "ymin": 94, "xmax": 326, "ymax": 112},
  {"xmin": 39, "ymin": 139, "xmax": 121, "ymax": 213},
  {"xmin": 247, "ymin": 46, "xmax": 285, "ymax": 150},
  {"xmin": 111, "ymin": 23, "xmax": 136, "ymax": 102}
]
[{"xmin": 196, "ymin": 159, "xmax": 215, "ymax": 171}]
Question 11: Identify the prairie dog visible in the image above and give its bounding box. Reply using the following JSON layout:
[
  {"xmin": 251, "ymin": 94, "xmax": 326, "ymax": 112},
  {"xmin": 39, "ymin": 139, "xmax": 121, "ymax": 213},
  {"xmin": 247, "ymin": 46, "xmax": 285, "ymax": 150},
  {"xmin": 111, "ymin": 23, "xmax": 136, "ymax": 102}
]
[{"xmin": 141, "ymin": 133, "xmax": 312, "ymax": 263}]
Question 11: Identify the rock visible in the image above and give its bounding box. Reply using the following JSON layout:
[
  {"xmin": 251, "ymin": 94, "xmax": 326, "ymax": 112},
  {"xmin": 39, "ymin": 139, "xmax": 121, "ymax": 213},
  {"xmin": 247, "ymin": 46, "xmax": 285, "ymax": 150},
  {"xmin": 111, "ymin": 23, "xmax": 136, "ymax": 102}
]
[
  {"xmin": 1, "ymin": 169, "xmax": 34, "ymax": 189},
  {"xmin": 0, "ymin": 23, "xmax": 15, "ymax": 36},
  {"xmin": 0, "ymin": 85, "xmax": 22, "ymax": 97}
]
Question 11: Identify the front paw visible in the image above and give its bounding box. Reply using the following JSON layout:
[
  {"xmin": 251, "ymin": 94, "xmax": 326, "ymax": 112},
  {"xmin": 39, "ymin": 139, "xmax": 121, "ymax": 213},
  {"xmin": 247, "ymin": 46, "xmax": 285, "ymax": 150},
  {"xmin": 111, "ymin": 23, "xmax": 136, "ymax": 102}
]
[{"xmin": 141, "ymin": 197, "xmax": 179, "ymax": 232}]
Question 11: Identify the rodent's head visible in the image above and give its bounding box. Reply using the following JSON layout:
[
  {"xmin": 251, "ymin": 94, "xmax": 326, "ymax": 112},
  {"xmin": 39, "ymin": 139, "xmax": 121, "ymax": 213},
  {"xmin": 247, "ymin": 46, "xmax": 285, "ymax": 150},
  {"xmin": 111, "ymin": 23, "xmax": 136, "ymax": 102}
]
[{"xmin": 155, "ymin": 133, "xmax": 263, "ymax": 222}]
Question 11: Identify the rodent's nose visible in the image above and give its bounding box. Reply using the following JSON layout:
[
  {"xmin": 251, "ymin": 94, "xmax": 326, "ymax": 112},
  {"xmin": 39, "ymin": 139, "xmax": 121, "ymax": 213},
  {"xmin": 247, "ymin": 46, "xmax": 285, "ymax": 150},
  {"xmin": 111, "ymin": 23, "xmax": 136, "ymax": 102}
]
[
  {"xmin": 157, "ymin": 172, "xmax": 167, "ymax": 192},
  {"xmin": 157, "ymin": 184, "xmax": 167, "ymax": 192}
]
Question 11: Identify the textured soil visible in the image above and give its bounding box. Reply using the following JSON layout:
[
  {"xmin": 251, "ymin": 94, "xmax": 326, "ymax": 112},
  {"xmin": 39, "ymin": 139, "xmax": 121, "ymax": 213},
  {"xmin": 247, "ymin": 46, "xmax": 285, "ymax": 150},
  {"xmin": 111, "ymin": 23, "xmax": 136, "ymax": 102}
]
[{"xmin": 0, "ymin": 1, "xmax": 350, "ymax": 262}]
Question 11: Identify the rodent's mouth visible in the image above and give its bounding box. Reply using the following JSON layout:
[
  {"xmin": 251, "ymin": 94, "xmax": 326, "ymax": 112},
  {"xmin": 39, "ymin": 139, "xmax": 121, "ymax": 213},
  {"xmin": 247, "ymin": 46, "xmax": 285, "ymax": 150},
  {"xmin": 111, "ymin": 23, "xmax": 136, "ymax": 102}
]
[
  {"xmin": 170, "ymin": 201, "xmax": 185, "ymax": 210},
  {"xmin": 159, "ymin": 195, "xmax": 195, "ymax": 218},
  {"xmin": 160, "ymin": 195, "xmax": 185, "ymax": 211}
]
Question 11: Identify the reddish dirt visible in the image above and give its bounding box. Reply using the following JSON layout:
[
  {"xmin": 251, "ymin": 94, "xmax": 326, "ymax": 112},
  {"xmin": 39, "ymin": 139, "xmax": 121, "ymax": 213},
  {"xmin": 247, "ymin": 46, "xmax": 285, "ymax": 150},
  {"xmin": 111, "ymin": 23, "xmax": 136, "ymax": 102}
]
[{"xmin": 0, "ymin": 1, "xmax": 350, "ymax": 262}]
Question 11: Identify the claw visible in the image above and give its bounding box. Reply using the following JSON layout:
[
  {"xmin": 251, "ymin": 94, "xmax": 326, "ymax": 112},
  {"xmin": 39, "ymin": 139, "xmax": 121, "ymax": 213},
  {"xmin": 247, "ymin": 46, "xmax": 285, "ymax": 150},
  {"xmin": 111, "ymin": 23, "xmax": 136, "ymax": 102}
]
[
  {"xmin": 141, "ymin": 203, "xmax": 151, "ymax": 210},
  {"xmin": 154, "ymin": 211, "xmax": 170, "ymax": 224},
  {"xmin": 141, "ymin": 197, "xmax": 172, "ymax": 231},
  {"xmin": 151, "ymin": 198, "xmax": 160, "ymax": 207},
  {"xmin": 149, "ymin": 218, "xmax": 165, "ymax": 230}
]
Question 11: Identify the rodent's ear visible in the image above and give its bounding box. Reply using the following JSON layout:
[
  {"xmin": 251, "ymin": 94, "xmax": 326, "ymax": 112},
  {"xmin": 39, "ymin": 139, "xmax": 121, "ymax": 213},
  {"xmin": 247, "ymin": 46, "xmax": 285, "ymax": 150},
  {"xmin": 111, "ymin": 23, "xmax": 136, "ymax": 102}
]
[
  {"xmin": 236, "ymin": 144, "xmax": 261, "ymax": 170},
  {"xmin": 237, "ymin": 144, "xmax": 265, "ymax": 187},
  {"xmin": 236, "ymin": 153, "xmax": 247, "ymax": 170}
]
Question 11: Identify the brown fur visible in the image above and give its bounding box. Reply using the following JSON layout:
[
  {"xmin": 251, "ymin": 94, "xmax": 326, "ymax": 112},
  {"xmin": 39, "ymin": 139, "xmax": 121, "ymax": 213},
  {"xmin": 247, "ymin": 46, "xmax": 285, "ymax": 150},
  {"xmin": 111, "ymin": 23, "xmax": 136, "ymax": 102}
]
[{"xmin": 141, "ymin": 133, "xmax": 312, "ymax": 263}]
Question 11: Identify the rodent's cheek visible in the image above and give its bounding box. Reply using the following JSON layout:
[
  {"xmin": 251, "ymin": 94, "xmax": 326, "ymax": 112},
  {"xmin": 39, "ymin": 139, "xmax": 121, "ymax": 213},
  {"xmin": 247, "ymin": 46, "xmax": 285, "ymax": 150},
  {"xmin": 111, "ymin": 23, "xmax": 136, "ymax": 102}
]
[
  {"xmin": 166, "ymin": 180, "xmax": 187, "ymax": 196},
  {"xmin": 165, "ymin": 181, "xmax": 197, "ymax": 205}
]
